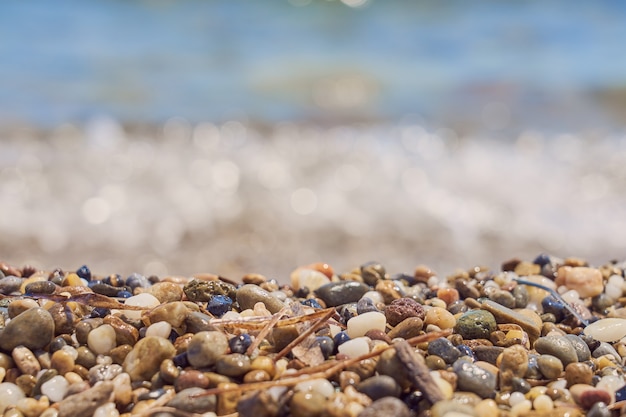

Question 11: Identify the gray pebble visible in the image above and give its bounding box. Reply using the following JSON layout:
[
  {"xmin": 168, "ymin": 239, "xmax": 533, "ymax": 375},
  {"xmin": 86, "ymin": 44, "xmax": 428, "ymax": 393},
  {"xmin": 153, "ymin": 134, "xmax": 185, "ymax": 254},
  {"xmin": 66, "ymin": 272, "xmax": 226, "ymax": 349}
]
[
  {"xmin": 534, "ymin": 335, "xmax": 579, "ymax": 366},
  {"xmin": 167, "ymin": 387, "xmax": 216, "ymax": 413},
  {"xmin": 236, "ymin": 284, "xmax": 284, "ymax": 313},
  {"xmin": 490, "ymin": 290, "xmax": 516, "ymax": 309},
  {"xmin": 593, "ymin": 342, "xmax": 621, "ymax": 361},
  {"xmin": 215, "ymin": 353, "xmax": 251, "ymax": 377},
  {"xmin": 357, "ymin": 297, "xmax": 378, "ymax": 315},
  {"xmin": 185, "ymin": 312, "xmax": 218, "ymax": 333},
  {"xmin": 358, "ymin": 397, "xmax": 411, "ymax": 417},
  {"xmin": 57, "ymin": 380, "xmax": 114, "ymax": 417},
  {"xmin": 0, "ymin": 276, "xmax": 23, "ymax": 295},
  {"xmin": 453, "ymin": 358, "xmax": 497, "ymax": 399},
  {"xmin": 513, "ymin": 285, "xmax": 529, "ymax": 308},
  {"xmin": 565, "ymin": 334, "xmax": 591, "ymax": 362},
  {"xmin": 427, "ymin": 337, "xmax": 461, "ymax": 364},
  {"xmin": 587, "ymin": 402, "xmax": 610, "ymax": 417},
  {"xmin": 315, "ymin": 281, "xmax": 370, "ymax": 307},
  {"xmin": 356, "ymin": 375, "xmax": 401, "ymax": 401},
  {"xmin": 23, "ymin": 280, "xmax": 58, "ymax": 295},
  {"xmin": 511, "ymin": 377, "xmax": 531, "ymax": 393}
]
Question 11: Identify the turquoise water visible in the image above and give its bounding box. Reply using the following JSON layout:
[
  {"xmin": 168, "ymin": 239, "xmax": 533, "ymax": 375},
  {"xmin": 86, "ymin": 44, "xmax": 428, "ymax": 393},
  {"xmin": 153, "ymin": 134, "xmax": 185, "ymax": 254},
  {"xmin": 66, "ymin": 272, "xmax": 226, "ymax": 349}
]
[{"xmin": 1, "ymin": 0, "xmax": 626, "ymax": 129}]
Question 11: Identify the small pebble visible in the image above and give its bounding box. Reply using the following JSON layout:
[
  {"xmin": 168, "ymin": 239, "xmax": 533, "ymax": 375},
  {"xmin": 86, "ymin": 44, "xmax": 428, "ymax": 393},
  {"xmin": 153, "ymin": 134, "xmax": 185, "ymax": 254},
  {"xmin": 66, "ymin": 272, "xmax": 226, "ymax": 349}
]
[
  {"xmin": 87, "ymin": 324, "xmax": 117, "ymax": 355},
  {"xmin": 314, "ymin": 281, "xmax": 370, "ymax": 307},
  {"xmin": 534, "ymin": 335, "xmax": 579, "ymax": 366},
  {"xmin": 427, "ymin": 337, "xmax": 460, "ymax": 364},
  {"xmin": 187, "ymin": 331, "xmax": 229, "ymax": 368},
  {"xmin": 453, "ymin": 359, "xmax": 497, "ymax": 399},
  {"xmin": 356, "ymin": 375, "xmax": 401, "ymax": 400},
  {"xmin": 454, "ymin": 310, "xmax": 497, "ymax": 340},
  {"xmin": 384, "ymin": 297, "xmax": 425, "ymax": 326},
  {"xmin": 537, "ymin": 354, "xmax": 564, "ymax": 379},
  {"xmin": 359, "ymin": 397, "xmax": 411, "ymax": 417},
  {"xmin": 556, "ymin": 266, "xmax": 604, "ymax": 298},
  {"xmin": 337, "ymin": 337, "xmax": 370, "ymax": 358},
  {"xmin": 236, "ymin": 284, "xmax": 285, "ymax": 313},
  {"xmin": 40, "ymin": 376, "xmax": 69, "ymax": 403}
]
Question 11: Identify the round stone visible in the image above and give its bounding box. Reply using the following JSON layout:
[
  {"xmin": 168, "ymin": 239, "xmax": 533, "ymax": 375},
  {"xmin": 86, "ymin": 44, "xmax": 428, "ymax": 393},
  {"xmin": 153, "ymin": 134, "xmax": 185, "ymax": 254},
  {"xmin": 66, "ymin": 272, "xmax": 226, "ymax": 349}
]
[
  {"xmin": 565, "ymin": 362, "xmax": 593, "ymax": 387},
  {"xmin": 427, "ymin": 337, "xmax": 461, "ymax": 364},
  {"xmin": 175, "ymin": 370, "xmax": 210, "ymax": 391},
  {"xmin": 187, "ymin": 331, "xmax": 229, "ymax": 368},
  {"xmin": 537, "ymin": 354, "xmax": 564, "ymax": 379},
  {"xmin": 346, "ymin": 311, "xmax": 386, "ymax": 338},
  {"xmin": 290, "ymin": 390, "xmax": 325, "ymax": 417},
  {"xmin": 123, "ymin": 336, "xmax": 176, "ymax": 382},
  {"xmin": 87, "ymin": 324, "xmax": 117, "ymax": 355},
  {"xmin": 236, "ymin": 284, "xmax": 285, "ymax": 314},
  {"xmin": 216, "ymin": 353, "xmax": 251, "ymax": 377},
  {"xmin": 356, "ymin": 375, "xmax": 401, "ymax": 401},
  {"xmin": 454, "ymin": 310, "xmax": 497, "ymax": 340},
  {"xmin": 0, "ymin": 307, "xmax": 54, "ymax": 351},
  {"xmin": 149, "ymin": 281, "xmax": 184, "ymax": 303}
]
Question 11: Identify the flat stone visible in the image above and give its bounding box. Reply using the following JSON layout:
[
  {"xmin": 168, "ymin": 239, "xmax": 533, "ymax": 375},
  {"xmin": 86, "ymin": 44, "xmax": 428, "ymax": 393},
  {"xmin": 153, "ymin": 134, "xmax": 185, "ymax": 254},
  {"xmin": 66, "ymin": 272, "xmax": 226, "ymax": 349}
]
[
  {"xmin": 236, "ymin": 284, "xmax": 284, "ymax": 313},
  {"xmin": 57, "ymin": 381, "xmax": 114, "ymax": 417},
  {"xmin": 428, "ymin": 337, "xmax": 461, "ymax": 364},
  {"xmin": 387, "ymin": 317, "xmax": 423, "ymax": 340},
  {"xmin": 185, "ymin": 311, "xmax": 218, "ymax": 333},
  {"xmin": 123, "ymin": 336, "xmax": 176, "ymax": 381},
  {"xmin": 476, "ymin": 300, "xmax": 541, "ymax": 342},
  {"xmin": 0, "ymin": 307, "xmax": 54, "ymax": 351},
  {"xmin": 314, "ymin": 281, "xmax": 370, "ymax": 307}
]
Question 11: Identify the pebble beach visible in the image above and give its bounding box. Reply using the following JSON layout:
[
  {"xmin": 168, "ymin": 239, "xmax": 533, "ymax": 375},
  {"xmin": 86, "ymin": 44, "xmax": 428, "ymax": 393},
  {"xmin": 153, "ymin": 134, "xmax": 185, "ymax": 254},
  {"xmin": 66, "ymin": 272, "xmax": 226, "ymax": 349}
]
[{"xmin": 2, "ymin": 255, "xmax": 626, "ymax": 417}]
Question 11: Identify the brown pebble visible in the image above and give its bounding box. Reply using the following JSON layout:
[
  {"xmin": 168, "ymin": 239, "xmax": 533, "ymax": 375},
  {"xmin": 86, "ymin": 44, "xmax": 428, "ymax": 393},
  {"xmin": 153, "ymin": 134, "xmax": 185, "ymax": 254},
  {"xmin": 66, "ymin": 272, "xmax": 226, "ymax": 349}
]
[
  {"xmin": 387, "ymin": 317, "xmax": 424, "ymax": 340},
  {"xmin": 376, "ymin": 280, "xmax": 403, "ymax": 304},
  {"xmin": 104, "ymin": 316, "xmax": 139, "ymax": 346},
  {"xmin": 8, "ymin": 299, "xmax": 39, "ymax": 319},
  {"xmin": 217, "ymin": 382, "xmax": 241, "ymax": 415},
  {"xmin": 242, "ymin": 273, "xmax": 267, "ymax": 285},
  {"xmin": 146, "ymin": 301, "xmax": 189, "ymax": 329},
  {"xmin": 385, "ymin": 297, "xmax": 426, "ymax": 326},
  {"xmin": 565, "ymin": 362, "xmax": 593, "ymax": 387},
  {"xmin": 437, "ymin": 288, "xmax": 460, "ymax": 306},
  {"xmin": 0, "ymin": 262, "xmax": 22, "ymax": 277},
  {"xmin": 15, "ymin": 374, "xmax": 37, "ymax": 396},
  {"xmin": 414, "ymin": 265, "xmax": 436, "ymax": 282},
  {"xmin": 338, "ymin": 371, "xmax": 361, "ymax": 390},
  {"xmin": 250, "ymin": 356, "xmax": 276, "ymax": 378},
  {"xmin": 499, "ymin": 344, "xmax": 528, "ymax": 390},
  {"xmin": 149, "ymin": 281, "xmax": 184, "ymax": 303},
  {"xmin": 243, "ymin": 369, "xmax": 271, "ymax": 383},
  {"xmin": 160, "ymin": 359, "xmax": 180, "ymax": 384},
  {"xmin": 51, "ymin": 350, "xmax": 75, "ymax": 375},
  {"xmin": 110, "ymin": 344, "xmax": 133, "ymax": 365},
  {"xmin": 57, "ymin": 380, "xmax": 114, "ymax": 417},
  {"xmin": 365, "ymin": 329, "xmax": 391, "ymax": 343},
  {"xmin": 175, "ymin": 370, "xmax": 210, "ymax": 391}
]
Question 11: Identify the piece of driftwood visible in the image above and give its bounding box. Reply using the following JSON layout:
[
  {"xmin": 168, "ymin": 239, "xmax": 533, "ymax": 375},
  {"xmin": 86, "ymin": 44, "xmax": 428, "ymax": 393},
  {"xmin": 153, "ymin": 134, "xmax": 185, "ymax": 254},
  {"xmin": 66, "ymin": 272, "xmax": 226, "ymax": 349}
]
[{"xmin": 394, "ymin": 339, "xmax": 445, "ymax": 404}]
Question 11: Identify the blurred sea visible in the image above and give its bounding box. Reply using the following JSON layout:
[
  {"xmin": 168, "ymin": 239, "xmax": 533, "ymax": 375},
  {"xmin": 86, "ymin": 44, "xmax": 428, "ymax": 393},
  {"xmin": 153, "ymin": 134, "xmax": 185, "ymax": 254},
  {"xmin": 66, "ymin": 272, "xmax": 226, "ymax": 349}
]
[{"xmin": 2, "ymin": 0, "xmax": 626, "ymax": 280}]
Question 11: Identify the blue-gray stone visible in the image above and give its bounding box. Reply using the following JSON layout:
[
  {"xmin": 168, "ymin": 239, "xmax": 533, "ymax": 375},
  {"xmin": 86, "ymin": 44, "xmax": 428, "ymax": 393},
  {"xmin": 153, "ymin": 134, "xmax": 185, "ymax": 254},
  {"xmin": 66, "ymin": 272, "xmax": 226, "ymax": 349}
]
[
  {"xmin": 534, "ymin": 335, "xmax": 578, "ymax": 366},
  {"xmin": 453, "ymin": 358, "xmax": 497, "ymax": 398},
  {"xmin": 0, "ymin": 276, "xmax": 23, "ymax": 295},
  {"xmin": 593, "ymin": 342, "xmax": 621, "ymax": 361},
  {"xmin": 356, "ymin": 375, "xmax": 401, "ymax": 401},
  {"xmin": 357, "ymin": 297, "xmax": 379, "ymax": 315},
  {"xmin": 428, "ymin": 337, "xmax": 461, "ymax": 364}
]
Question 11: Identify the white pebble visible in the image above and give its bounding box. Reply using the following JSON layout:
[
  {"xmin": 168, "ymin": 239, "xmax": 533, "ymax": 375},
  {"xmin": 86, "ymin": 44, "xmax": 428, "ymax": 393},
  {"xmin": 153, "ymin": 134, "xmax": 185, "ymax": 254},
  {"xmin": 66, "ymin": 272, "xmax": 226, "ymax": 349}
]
[
  {"xmin": 0, "ymin": 382, "xmax": 25, "ymax": 414},
  {"xmin": 40, "ymin": 376, "xmax": 69, "ymax": 403},
  {"xmin": 584, "ymin": 318, "xmax": 626, "ymax": 342},
  {"xmin": 295, "ymin": 378, "xmax": 335, "ymax": 398},
  {"xmin": 145, "ymin": 321, "xmax": 172, "ymax": 339},
  {"xmin": 291, "ymin": 269, "xmax": 330, "ymax": 292},
  {"xmin": 596, "ymin": 375, "xmax": 622, "ymax": 402},
  {"xmin": 560, "ymin": 289, "xmax": 580, "ymax": 304},
  {"xmin": 221, "ymin": 311, "xmax": 241, "ymax": 320},
  {"xmin": 93, "ymin": 402, "xmax": 120, "ymax": 417},
  {"xmin": 533, "ymin": 394, "xmax": 553, "ymax": 411},
  {"xmin": 337, "ymin": 337, "xmax": 370, "ymax": 358},
  {"xmin": 346, "ymin": 311, "xmax": 386, "ymax": 338},
  {"xmin": 60, "ymin": 345, "xmax": 78, "ymax": 360},
  {"xmin": 361, "ymin": 291, "xmax": 384, "ymax": 305},
  {"xmin": 510, "ymin": 399, "xmax": 532, "ymax": 417},
  {"xmin": 122, "ymin": 293, "xmax": 160, "ymax": 319},
  {"xmin": 87, "ymin": 324, "xmax": 117, "ymax": 355},
  {"xmin": 509, "ymin": 391, "xmax": 526, "ymax": 407}
]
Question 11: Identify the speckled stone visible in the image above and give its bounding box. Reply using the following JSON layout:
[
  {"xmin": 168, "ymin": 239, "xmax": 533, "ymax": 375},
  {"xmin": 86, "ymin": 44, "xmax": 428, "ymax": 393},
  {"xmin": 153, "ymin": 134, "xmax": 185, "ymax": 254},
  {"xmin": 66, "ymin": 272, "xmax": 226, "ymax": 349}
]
[
  {"xmin": 57, "ymin": 380, "xmax": 114, "ymax": 417},
  {"xmin": 167, "ymin": 387, "xmax": 217, "ymax": 414},
  {"xmin": 453, "ymin": 359, "xmax": 497, "ymax": 399},
  {"xmin": 314, "ymin": 281, "xmax": 370, "ymax": 307},
  {"xmin": 454, "ymin": 310, "xmax": 497, "ymax": 340},
  {"xmin": 123, "ymin": 336, "xmax": 176, "ymax": 382},
  {"xmin": 0, "ymin": 308, "xmax": 55, "ymax": 351},
  {"xmin": 23, "ymin": 280, "xmax": 57, "ymax": 295},
  {"xmin": 236, "ymin": 284, "xmax": 285, "ymax": 313},
  {"xmin": 384, "ymin": 297, "xmax": 426, "ymax": 327},
  {"xmin": 387, "ymin": 317, "xmax": 423, "ymax": 340},
  {"xmin": 534, "ymin": 335, "xmax": 579, "ymax": 366},
  {"xmin": 359, "ymin": 397, "xmax": 411, "ymax": 417},
  {"xmin": 499, "ymin": 344, "xmax": 528, "ymax": 390},
  {"xmin": 356, "ymin": 375, "xmax": 401, "ymax": 401},
  {"xmin": 184, "ymin": 280, "xmax": 236, "ymax": 302}
]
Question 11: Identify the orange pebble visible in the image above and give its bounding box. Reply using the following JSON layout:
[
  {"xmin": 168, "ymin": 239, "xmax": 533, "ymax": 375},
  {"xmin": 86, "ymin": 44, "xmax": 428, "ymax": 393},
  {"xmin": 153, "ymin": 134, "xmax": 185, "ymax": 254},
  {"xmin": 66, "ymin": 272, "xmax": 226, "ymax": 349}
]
[
  {"xmin": 437, "ymin": 288, "xmax": 460, "ymax": 306},
  {"xmin": 305, "ymin": 262, "xmax": 334, "ymax": 278}
]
